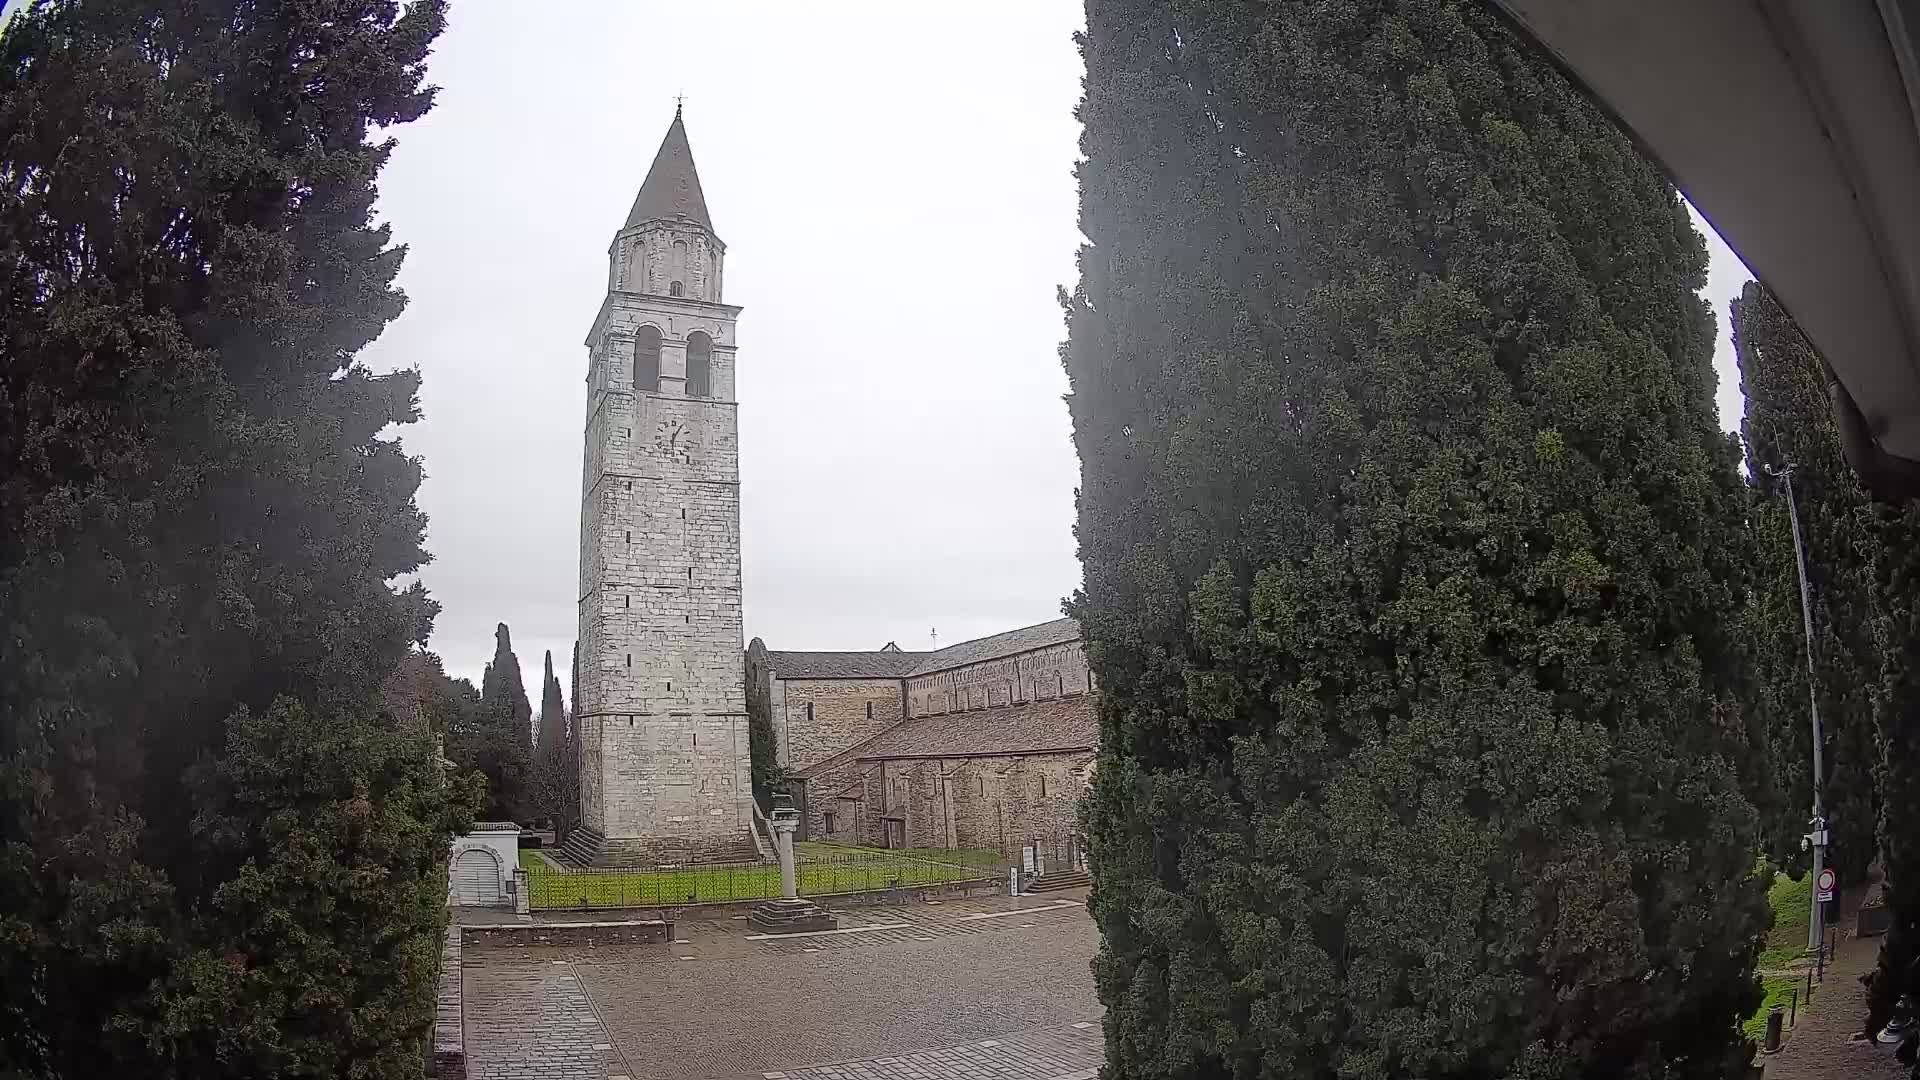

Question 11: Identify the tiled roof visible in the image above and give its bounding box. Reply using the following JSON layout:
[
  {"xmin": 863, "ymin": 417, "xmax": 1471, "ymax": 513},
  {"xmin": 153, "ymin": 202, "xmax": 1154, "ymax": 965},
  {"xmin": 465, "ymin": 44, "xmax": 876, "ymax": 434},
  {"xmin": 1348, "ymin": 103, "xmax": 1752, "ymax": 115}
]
[
  {"xmin": 625, "ymin": 111, "xmax": 713, "ymax": 232},
  {"xmin": 764, "ymin": 650, "xmax": 923, "ymax": 679},
  {"xmin": 796, "ymin": 694, "xmax": 1097, "ymax": 777},
  {"xmin": 766, "ymin": 618, "xmax": 1081, "ymax": 682},
  {"xmin": 907, "ymin": 617, "xmax": 1080, "ymax": 676}
]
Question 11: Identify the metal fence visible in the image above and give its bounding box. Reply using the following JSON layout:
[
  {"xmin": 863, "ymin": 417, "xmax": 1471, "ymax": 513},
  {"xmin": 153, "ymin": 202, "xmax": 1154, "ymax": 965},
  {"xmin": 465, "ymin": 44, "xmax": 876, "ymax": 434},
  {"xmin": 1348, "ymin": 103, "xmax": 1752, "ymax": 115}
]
[{"xmin": 525, "ymin": 847, "xmax": 1000, "ymax": 911}]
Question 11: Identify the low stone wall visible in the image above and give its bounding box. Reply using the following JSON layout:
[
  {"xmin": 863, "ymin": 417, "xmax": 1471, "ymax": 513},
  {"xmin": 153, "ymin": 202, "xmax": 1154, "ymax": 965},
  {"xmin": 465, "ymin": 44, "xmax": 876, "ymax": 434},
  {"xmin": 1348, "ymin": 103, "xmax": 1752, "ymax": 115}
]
[
  {"xmin": 430, "ymin": 925, "xmax": 464, "ymax": 1079},
  {"xmin": 462, "ymin": 918, "xmax": 675, "ymax": 949}
]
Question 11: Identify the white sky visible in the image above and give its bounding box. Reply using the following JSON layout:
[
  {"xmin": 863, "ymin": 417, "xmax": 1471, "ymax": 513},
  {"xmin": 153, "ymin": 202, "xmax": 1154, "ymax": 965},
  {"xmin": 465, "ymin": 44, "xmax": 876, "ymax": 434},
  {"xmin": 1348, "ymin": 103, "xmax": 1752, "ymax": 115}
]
[{"xmin": 354, "ymin": 2, "xmax": 1752, "ymax": 698}]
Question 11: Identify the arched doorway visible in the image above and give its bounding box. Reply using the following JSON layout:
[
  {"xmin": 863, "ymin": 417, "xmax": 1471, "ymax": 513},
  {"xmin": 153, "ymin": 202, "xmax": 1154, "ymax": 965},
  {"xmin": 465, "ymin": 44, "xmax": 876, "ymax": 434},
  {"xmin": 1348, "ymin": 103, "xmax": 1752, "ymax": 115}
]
[{"xmin": 451, "ymin": 847, "xmax": 504, "ymax": 906}]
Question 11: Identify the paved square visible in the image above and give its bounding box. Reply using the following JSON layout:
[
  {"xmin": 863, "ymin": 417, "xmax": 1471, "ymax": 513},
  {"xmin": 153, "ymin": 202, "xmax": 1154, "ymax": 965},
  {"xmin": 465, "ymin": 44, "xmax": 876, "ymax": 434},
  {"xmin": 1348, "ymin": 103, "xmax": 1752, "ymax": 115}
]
[{"xmin": 463, "ymin": 897, "xmax": 1100, "ymax": 1080}]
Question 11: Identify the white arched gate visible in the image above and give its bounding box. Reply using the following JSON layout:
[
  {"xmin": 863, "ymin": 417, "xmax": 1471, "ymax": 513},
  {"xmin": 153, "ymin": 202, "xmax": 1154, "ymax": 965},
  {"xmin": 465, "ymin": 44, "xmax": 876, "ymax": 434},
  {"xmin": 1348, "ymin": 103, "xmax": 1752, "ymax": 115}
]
[{"xmin": 451, "ymin": 847, "xmax": 503, "ymax": 906}]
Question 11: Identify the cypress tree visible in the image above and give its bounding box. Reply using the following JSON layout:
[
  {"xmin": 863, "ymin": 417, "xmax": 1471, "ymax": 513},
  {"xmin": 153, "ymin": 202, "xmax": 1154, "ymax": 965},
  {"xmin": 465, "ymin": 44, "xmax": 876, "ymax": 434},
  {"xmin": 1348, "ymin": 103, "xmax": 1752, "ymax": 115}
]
[
  {"xmin": 482, "ymin": 622, "xmax": 534, "ymax": 739},
  {"xmin": 1733, "ymin": 282, "xmax": 1882, "ymax": 884},
  {"xmin": 460, "ymin": 622, "xmax": 532, "ymax": 821},
  {"xmin": 530, "ymin": 649, "xmax": 574, "ymax": 832},
  {"xmin": 0, "ymin": 0, "xmax": 457, "ymax": 1074},
  {"xmin": 539, "ymin": 650, "xmax": 565, "ymax": 760},
  {"xmin": 1063, "ymin": 2, "xmax": 1765, "ymax": 1076},
  {"xmin": 746, "ymin": 638, "xmax": 782, "ymax": 808}
]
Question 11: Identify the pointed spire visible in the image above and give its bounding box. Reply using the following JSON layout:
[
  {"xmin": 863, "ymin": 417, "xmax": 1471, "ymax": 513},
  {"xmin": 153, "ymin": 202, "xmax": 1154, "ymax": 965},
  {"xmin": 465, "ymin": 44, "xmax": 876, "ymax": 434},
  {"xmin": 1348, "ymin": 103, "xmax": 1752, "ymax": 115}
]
[{"xmin": 624, "ymin": 110, "xmax": 713, "ymax": 232}]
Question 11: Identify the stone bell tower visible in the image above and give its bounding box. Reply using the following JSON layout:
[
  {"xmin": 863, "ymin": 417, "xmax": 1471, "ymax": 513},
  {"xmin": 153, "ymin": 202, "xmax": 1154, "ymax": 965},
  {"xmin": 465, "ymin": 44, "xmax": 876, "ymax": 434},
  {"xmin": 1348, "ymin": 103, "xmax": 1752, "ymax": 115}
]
[{"xmin": 568, "ymin": 108, "xmax": 756, "ymax": 865}]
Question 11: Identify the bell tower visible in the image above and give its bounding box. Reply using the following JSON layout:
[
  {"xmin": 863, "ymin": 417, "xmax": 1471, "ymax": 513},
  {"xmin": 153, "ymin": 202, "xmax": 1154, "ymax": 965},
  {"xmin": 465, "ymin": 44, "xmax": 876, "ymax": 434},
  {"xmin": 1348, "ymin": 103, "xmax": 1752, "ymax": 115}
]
[{"xmin": 569, "ymin": 108, "xmax": 756, "ymax": 865}]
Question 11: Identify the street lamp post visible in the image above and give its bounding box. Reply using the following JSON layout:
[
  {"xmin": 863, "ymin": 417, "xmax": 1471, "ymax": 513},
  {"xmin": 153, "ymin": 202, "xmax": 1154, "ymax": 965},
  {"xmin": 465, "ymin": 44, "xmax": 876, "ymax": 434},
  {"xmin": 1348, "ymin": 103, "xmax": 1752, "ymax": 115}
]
[{"xmin": 1769, "ymin": 462, "xmax": 1830, "ymax": 955}]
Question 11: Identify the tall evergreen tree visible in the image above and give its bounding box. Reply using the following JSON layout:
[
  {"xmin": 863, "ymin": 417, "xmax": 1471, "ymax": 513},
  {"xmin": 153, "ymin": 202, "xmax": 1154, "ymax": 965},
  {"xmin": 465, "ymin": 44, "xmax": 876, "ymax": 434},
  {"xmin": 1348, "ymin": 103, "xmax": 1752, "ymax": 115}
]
[
  {"xmin": 539, "ymin": 650, "xmax": 565, "ymax": 760},
  {"xmin": 481, "ymin": 622, "xmax": 533, "ymax": 741},
  {"xmin": 0, "ymin": 0, "xmax": 458, "ymax": 1075},
  {"xmin": 529, "ymin": 649, "xmax": 575, "ymax": 833},
  {"xmin": 1063, "ymin": 2, "xmax": 1766, "ymax": 1076},
  {"xmin": 1734, "ymin": 282, "xmax": 1883, "ymax": 884},
  {"xmin": 745, "ymin": 638, "xmax": 784, "ymax": 809},
  {"xmin": 453, "ymin": 622, "xmax": 532, "ymax": 821}
]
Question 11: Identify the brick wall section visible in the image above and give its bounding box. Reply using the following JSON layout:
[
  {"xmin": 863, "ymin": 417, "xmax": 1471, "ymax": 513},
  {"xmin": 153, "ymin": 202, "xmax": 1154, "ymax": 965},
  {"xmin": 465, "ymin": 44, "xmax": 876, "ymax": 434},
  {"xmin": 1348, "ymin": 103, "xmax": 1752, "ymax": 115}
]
[
  {"xmin": 776, "ymin": 677, "xmax": 905, "ymax": 772},
  {"xmin": 801, "ymin": 748, "xmax": 1093, "ymax": 858},
  {"xmin": 803, "ymin": 755, "xmax": 865, "ymax": 842},
  {"xmin": 905, "ymin": 640, "xmax": 1092, "ymax": 717},
  {"xmin": 985, "ymin": 755, "xmax": 1090, "ymax": 852}
]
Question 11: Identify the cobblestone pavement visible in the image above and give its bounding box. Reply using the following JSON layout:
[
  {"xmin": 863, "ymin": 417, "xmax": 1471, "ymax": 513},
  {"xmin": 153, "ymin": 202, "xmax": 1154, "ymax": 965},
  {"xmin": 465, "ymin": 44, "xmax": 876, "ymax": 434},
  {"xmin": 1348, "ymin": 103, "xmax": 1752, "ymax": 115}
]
[
  {"xmin": 464, "ymin": 893, "xmax": 1101, "ymax": 1080},
  {"xmin": 750, "ymin": 1020, "xmax": 1103, "ymax": 1080},
  {"xmin": 1761, "ymin": 927, "xmax": 1907, "ymax": 1080},
  {"xmin": 462, "ymin": 960, "xmax": 624, "ymax": 1080}
]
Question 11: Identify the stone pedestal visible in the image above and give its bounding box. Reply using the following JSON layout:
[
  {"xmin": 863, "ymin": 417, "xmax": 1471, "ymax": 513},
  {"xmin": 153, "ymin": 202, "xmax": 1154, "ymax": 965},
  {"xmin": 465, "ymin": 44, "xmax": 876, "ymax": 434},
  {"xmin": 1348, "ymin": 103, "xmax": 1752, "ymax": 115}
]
[
  {"xmin": 748, "ymin": 896, "xmax": 838, "ymax": 934},
  {"xmin": 747, "ymin": 799, "xmax": 837, "ymax": 933}
]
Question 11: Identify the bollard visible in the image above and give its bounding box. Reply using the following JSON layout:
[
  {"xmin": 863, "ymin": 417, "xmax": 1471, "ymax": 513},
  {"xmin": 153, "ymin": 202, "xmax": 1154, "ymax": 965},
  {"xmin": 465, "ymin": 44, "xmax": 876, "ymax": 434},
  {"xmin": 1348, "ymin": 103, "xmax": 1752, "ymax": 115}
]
[{"xmin": 1762, "ymin": 1005, "xmax": 1785, "ymax": 1054}]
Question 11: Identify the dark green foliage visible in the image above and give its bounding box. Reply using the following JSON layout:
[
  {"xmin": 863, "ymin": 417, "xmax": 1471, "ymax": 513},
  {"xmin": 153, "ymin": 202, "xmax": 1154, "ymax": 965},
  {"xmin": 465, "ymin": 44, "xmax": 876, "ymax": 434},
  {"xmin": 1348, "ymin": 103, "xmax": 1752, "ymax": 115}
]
[
  {"xmin": 0, "ymin": 0, "xmax": 455, "ymax": 1074},
  {"xmin": 1868, "ymin": 512, "xmax": 1920, "ymax": 1055},
  {"xmin": 530, "ymin": 650, "xmax": 577, "ymax": 835},
  {"xmin": 539, "ymin": 650, "xmax": 566, "ymax": 760},
  {"xmin": 148, "ymin": 697, "xmax": 479, "ymax": 1076},
  {"xmin": 452, "ymin": 622, "xmax": 533, "ymax": 821},
  {"xmin": 745, "ymin": 638, "xmax": 785, "ymax": 810},
  {"xmin": 1063, "ymin": 2, "xmax": 1765, "ymax": 1076},
  {"xmin": 1734, "ymin": 282, "xmax": 1882, "ymax": 883},
  {"xmin": 482, "ymin": 622, "xmax": 535, "ymax": 744}
]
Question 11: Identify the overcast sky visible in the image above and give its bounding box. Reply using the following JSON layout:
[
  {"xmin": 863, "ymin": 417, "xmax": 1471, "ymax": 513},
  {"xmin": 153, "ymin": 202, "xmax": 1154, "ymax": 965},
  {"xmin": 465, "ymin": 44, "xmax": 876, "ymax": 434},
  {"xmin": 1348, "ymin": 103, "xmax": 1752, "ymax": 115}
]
[{"xmin": 355, "ymin": 2, "xmax": 1753, "ymax": 699}]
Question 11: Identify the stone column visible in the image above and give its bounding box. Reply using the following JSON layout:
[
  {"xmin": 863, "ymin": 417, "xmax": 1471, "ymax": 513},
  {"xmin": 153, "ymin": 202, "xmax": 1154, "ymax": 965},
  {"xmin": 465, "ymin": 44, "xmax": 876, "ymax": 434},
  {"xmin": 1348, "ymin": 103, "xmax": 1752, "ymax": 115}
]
[
  {"xmin": 774, "ymin": 816, "xmax": 798, "ymax": 899},
  {"xmin": 748, "ymin": 795, "xmax": 837, "ymax": 934}
]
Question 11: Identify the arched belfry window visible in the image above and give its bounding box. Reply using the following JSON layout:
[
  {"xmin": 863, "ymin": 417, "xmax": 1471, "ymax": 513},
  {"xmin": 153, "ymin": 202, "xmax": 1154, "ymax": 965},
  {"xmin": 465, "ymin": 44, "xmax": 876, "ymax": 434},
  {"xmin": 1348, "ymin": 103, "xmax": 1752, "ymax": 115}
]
[
  {"xmin": 686, "ymin": 331, "xmax": 713, "ymax": 398},
  {"xmin": 670, "ymin": 280, "xmax": 684, "ymax": 297},
  {"xmin": 634, "ymin": 325, "xmax": 662, "ymax": 393}
]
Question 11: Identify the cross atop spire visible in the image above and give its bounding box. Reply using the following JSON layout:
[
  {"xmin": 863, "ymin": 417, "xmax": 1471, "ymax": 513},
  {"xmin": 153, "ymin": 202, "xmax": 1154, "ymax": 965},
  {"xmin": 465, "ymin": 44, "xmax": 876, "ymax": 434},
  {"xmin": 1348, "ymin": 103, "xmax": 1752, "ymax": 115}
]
[{"xmin": 623, "ymin": 110, "xmax": 713, "ymax": 233}]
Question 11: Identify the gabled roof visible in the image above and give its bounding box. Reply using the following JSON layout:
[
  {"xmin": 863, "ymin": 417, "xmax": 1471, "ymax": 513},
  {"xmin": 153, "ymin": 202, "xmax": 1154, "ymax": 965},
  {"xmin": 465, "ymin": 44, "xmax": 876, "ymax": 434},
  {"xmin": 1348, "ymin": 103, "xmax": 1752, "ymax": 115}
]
[
  {"xmin": 764, "ymin": 650, "xmax": 923, "ymax": 680},
  {"xmin": 764, "ymin": 618, "xmax": 1082, "ymax": 682},
  {"xmin": 795, "ymin": 694, "xmax": 1098, "ymax": 778},
  {"xmin": 624, "ymin": 109, "xmax": 713, "ymax": 233},
  {"xmin": 906, "ymin": 618, "xmax": 1080, "ymax": 676}
]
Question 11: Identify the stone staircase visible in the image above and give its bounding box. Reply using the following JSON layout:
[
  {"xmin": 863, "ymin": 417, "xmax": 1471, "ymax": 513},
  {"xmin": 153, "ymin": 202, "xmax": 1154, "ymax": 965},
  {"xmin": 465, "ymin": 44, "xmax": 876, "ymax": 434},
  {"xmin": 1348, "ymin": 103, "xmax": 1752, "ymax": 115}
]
[
  {"xmin": 1024, "ymin": 867, "xmax": 1091, "ymax": 893},
  {"xmin": 556, "ymin": 826, "xmax": 606, "ymax": 867}
]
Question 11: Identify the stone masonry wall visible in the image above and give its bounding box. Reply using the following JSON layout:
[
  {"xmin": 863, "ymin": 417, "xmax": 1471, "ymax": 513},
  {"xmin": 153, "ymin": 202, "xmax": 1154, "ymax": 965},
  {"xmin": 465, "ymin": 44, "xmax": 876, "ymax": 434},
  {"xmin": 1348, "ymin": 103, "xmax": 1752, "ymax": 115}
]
[
  {"xmin": 904, "ymin": 640, "xmax": 1092, "ymax": 718},
  {"xmin": 775, "ymin": 677, "xmax": 905, "ymax": 772},
  {"xmin": 576, "ymin": 234, "xmax": 751, "ymax": 854},
  {"xmin": 805, "ymin": 750, "xmax": 1093, "ymax": 858}
]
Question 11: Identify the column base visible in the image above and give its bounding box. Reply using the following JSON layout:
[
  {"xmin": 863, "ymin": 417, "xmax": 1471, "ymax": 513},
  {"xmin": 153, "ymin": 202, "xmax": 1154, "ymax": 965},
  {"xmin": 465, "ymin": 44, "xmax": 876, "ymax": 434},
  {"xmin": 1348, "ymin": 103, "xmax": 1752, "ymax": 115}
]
[{"xmin": 747, "ymin": 897, "xmax": 838, "ymax": 934}]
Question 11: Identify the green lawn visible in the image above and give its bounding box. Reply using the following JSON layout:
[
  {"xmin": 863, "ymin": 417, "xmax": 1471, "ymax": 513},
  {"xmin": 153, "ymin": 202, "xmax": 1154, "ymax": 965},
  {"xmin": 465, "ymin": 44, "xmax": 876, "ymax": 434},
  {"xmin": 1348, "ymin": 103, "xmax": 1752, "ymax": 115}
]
[
  {"xmin": 1758, "ymin": 872, "xmax": 1813, "ymax": 971},
  {"xmin": 1744, "ymin": 974, "xmax": 1803, "ymax": 1039},
  {"xmin": 1741, "ymin": 870, "xmax": 1816, "ymax": 1039},
  {"xmin": 796, "ymin": 841, "xmax": 1006, "ymax": 869},
  {"xmin": 520, "ymin": 846, "xmax": 995, "ymax": 910}
]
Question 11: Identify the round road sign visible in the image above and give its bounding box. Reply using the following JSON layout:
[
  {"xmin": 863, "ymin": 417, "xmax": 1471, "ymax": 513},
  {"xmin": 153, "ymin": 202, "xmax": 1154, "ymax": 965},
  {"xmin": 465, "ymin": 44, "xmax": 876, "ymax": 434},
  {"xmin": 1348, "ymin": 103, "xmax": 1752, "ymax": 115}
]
[{"xmin": 1816, "ymin": 867, "xmax": 1837, "ymax": 901}]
